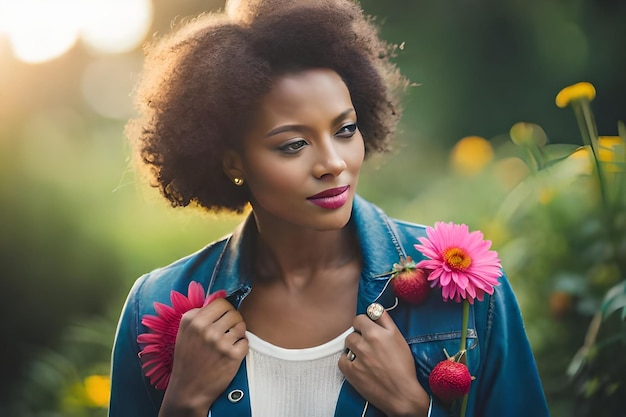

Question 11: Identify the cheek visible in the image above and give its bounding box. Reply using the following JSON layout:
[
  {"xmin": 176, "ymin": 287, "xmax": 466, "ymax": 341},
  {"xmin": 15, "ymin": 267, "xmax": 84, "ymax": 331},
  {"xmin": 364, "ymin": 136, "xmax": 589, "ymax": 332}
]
[
  {"xmin": 346, "ymin": 136, "xmax": 365, "ymax": 171},
  {"xmin": 244, "ymin": 156, "xmax": 305, "ymax": 193}
]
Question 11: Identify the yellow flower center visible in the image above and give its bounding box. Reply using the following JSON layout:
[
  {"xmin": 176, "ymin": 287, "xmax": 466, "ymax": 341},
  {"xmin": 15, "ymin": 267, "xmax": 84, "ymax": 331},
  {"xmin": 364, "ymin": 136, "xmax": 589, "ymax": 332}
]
[
  {"xmin": 555, "ymin": 82, "xmax": 596, "ymax": 108},
  {"xmin": 443, "ymin": 247, "xmax": 472, "ymax": 271}
]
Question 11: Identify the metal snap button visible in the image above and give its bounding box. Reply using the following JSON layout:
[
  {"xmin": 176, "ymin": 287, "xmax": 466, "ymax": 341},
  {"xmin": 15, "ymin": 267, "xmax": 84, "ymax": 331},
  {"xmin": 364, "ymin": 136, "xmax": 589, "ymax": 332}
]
[{"xmin": 227, "ymin": 389, "xmax": 244, "ymax": 403}]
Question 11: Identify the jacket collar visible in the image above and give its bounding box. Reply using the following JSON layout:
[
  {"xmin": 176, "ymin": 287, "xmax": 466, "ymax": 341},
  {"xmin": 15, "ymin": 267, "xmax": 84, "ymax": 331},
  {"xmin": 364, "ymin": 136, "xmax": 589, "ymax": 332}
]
[{"xmin": 207, "ymin": 195, "xmax": 406, "ymax": 311}]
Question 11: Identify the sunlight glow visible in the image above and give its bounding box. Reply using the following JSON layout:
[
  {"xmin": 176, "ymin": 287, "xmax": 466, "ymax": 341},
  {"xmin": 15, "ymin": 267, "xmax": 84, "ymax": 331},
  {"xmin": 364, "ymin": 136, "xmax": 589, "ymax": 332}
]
[
  {"xmin": 0, "ymin": 1, "xmax": 81, "ymax": 63},
  {"xmin": 81, "ymin": 0, "xmax": 153, "ymax": 54},
  {"xmin": 0, "ymin": 0, "xmax": 153, "ymax": 64}
]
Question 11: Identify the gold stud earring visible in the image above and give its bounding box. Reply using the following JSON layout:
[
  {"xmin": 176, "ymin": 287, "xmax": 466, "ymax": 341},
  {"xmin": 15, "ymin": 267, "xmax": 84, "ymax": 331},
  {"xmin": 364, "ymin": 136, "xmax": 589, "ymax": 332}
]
[{"xmin": 233, "ymin": 177, "xmax": 244, "ymax": 186}]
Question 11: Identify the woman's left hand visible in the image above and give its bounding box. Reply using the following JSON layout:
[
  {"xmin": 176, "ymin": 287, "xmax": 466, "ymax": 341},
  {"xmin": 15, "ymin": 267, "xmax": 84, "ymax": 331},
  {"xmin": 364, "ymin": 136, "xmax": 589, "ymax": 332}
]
[{"xmin": 338, "ymin": 308, "xmax": 430, "ymax": 417}]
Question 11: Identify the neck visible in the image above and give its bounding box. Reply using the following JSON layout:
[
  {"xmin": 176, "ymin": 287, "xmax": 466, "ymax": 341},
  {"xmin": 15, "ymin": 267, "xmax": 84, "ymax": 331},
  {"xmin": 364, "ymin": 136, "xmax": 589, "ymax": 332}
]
[{"xmin": 251, "ymin": 217, "xmax": 359, "ymax": 288}]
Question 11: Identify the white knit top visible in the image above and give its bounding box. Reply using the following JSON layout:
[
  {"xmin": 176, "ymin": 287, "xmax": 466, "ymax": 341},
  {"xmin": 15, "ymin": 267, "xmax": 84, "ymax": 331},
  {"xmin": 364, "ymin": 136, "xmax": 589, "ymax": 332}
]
[{"xmin": 245, "ymin": 327, "xmax": 353, "ymax": 417}]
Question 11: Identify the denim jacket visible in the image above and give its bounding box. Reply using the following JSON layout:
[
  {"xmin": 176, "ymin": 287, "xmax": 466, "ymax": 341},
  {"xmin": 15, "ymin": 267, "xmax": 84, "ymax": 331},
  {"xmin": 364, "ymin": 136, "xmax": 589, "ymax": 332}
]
[{"xmin": 109, "ymin": 195, "xmax": 550, "ymax": 417}]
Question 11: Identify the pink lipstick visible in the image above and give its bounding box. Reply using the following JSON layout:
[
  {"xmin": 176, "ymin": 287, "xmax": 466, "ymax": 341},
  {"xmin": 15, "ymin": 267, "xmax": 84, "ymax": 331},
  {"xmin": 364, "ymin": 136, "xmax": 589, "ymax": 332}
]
[{"xmin": 307, "ymin": 185, "xmax": 350, "ymax": 209}]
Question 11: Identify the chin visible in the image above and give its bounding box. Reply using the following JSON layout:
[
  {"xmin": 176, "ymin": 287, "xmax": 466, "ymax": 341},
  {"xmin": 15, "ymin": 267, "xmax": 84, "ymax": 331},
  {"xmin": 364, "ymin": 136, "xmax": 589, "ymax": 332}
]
[{"xmin": 312, "ymin": 206, "xmax": 353, "ymax": 231}]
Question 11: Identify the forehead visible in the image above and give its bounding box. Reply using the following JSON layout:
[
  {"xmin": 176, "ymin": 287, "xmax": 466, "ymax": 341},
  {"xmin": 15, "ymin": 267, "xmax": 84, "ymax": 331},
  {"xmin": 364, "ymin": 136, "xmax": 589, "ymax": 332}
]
[{"xmin": 255, "ymin": 68, "xmax": 354, "ymax": 123}]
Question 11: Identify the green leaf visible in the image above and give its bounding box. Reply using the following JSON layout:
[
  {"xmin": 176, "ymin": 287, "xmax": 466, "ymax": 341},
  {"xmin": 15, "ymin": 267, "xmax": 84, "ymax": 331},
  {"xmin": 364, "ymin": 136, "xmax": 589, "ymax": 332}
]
[
  {"xmin": 601, "ymin": 281, "xmax": 626, "ymax": 320},
  {"xmin": 542, "ymin": 143, "xmax": 582, "ymax": 165},
  {"xmin": 567, "ymin": 348, "xmax": 587, "ymax": 378}
]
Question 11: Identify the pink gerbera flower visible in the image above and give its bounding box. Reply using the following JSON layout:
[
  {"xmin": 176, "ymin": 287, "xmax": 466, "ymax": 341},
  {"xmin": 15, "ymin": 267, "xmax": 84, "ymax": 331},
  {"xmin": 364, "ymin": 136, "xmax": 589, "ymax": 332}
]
[
  {"xmin": 137, "ymin": 281, "xmax": 226, "ymax": 390},
  {"xmin": 414, "ymin": 222, "xmax": 502, "ymax": 303}
]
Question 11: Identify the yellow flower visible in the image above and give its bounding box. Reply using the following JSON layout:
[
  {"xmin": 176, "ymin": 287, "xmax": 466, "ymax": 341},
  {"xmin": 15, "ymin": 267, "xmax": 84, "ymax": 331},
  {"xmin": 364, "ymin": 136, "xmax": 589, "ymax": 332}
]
[
  {"xmin": 598, "ymin": 136, "xmax": 625, "ymax": 173},
  {"xmin": 567, "ymin": 137, "xmax": 625, "ymax": 174},
  {"xmin": 84, "ymin": 375, "xmax": 110, "ymax": 408},
  {"xmin": 598, "ymin": 136, "xmax": 624, "ymax": 162},
  {"xmin": 510, "ymin": 122, "xmax": 548, "ymax": 147},
  {"xmin": 450, "ymin": 136, "xmax": 494, "ymax": 175},
  {"xmin": 555, "ymin": 82, "xmax": 596, "ymax": 108}
]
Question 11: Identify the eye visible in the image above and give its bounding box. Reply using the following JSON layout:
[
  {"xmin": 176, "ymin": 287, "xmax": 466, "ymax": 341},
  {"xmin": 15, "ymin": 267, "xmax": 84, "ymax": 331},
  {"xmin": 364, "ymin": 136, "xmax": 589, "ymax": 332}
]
[
  {"xmin": 336, "ymin": 123, "xmax": 357, "ymax": 138},
  {"xmin": 277, "ymin": 139, "xmax": 308, "ymax": 154}
]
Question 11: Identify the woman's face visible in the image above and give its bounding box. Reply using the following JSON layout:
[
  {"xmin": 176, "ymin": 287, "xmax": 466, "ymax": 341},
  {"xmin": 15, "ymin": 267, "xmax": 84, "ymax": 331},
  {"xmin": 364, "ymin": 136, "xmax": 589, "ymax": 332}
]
[{"xmin": 225, "ymin": 68, "xmax": 365, "ymax": 232}]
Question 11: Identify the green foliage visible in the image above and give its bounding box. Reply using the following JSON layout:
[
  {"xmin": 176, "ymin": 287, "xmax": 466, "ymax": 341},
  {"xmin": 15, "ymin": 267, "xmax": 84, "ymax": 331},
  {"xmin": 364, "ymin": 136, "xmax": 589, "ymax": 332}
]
[
  {"xmin": 0, "ymin": 161, "xmax": 123, "ymax": 409},
  {"xmin": 1, "ymin": 315, "xmax": 115, "ymax": 417},
  {"xmin": 602, "ymin": 281, "xmax": 626, "ymax": 321},
  {"xmin": 484, "ymin": 95, "xmax": 625, "ymax": 415}
]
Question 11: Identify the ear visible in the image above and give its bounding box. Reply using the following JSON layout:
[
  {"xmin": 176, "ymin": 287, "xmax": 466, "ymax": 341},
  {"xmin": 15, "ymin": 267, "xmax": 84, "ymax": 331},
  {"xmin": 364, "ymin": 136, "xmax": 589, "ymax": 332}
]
[{"xmin": 222, "ymin": 149, "xmax": 245, "ymax": 182}]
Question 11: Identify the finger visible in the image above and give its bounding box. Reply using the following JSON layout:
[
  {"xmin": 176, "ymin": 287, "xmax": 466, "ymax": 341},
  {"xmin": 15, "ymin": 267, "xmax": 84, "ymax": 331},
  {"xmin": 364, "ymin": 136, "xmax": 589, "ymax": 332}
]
[
  {"xmin": 222, "ymin": 322, "xmax": 249, "ymax": 358},
  {"xmin": 187, "ymin": 298, "xmax": 236, "ymax": 326},
  {"xmin": 338, "ymin": 347, "xmax": 357, "ymax": 371},
  {"xmin": 211, "ymin": 309, "xmax": 245, "ymax": 334},
  {"xmin": 207, "ymin": 319, "xmax": 247, "ymax": 359},
  {"xmin": 222, "ymin": 320, "xmax": 247, "ymax": 345},
  {"xmin": 366, "ymin": 306, "xmax": 399, "ymax": 332},
  {"xmin": 353, "ymin": 314, "xmax": 378, "ymax": 335},
  {"xmin": 205, "ymin": 298, "xmax": 238, "ymax": 322},
  {"xmin": 231, "ymin": 336, "xmax": 249, "ymax": 358},
  {"xmin": 344, "ymin": 328, "xmax": 362, "ymax": 348}
]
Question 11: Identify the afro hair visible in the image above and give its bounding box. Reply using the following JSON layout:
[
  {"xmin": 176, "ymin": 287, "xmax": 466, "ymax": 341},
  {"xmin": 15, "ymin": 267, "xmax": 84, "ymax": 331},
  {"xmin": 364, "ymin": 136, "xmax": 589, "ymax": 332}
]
[{"xmin": 126, "ymin": 0, "xmax": 408, "ymax": 212}]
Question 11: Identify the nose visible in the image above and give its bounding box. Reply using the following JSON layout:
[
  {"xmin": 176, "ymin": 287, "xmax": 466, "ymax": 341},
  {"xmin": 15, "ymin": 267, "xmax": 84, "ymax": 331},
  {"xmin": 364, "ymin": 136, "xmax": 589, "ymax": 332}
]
[{"xmin": 312, "ymin": 139, "xmax": 347, "ymax": 179}]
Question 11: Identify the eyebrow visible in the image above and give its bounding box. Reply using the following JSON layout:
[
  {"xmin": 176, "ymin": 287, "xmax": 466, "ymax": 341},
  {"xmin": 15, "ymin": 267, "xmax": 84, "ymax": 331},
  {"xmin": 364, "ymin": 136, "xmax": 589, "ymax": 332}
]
[{"xmin": 265, "ymin": 108, "xmax": 356, "ymax": 137}]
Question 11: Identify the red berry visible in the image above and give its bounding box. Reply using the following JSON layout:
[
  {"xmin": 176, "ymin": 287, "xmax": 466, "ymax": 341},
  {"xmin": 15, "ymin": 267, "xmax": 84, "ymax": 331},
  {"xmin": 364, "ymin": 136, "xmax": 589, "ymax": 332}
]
[
  {"xmin": 428, "ymin": 359, "xmax": 472, "ymax": 403},
  {"xmin": 390, "ymin": 257, "xmax": 430, "ymax": 304}
]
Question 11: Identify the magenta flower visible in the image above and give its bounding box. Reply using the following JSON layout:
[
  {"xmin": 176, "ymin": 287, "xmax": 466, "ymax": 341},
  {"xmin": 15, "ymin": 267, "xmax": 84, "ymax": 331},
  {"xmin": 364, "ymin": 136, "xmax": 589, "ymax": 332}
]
[
  {"xmin": 137, "ymin": 282, "xmax": 226, "ymax": 390},
  {"xmin": 414, "ymin": 222, "xmax": 502, "ymax": 303}
]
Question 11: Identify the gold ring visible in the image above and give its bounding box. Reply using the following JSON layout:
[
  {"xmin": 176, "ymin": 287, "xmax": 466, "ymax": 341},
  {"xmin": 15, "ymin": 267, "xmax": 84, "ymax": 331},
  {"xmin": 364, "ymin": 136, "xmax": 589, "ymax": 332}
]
[
  {"xmin": 366, "ymin": 303, "xmax": 384, "ymax": 321},
  {"xmin": 346, "ymin": 349, "xmax": 356, "ymax": 362}
]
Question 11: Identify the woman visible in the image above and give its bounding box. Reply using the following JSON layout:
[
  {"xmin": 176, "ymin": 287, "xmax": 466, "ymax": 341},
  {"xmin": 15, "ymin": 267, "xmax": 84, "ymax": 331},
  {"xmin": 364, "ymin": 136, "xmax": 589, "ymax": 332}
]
[{"xmin": 109, "ymin": 1, "xmax": 549, "ymax": 416}]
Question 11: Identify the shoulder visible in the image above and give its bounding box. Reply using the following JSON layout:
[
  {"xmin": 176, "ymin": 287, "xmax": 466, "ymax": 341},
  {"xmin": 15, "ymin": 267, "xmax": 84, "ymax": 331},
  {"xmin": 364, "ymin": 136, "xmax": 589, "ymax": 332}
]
[
  {"xmin": 126, "ymin": 235, "xmax": 231, "ymax": 314},
  {"xmin": 354, "ymin": 195, "xmax": 428, "ymax": 236},
  {"xmin": 390, "ymin": 217, "xmax": 429, "ymax": 237}
]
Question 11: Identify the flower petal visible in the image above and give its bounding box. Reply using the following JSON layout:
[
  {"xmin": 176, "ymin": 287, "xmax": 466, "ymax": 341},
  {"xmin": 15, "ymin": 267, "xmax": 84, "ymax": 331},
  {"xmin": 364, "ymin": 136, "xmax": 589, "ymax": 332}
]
[
  {"xmin": 153, "ymin": 302, "xmax": 179, "ymax": 323},
  {"xmin": 170, "ymin": 290, "xmax": 193, "ymax": 312},
  {"xmin": 204, "ymin": 289, "xmax": 227, "ymax": 307},
  {"xmin": 187, "ymin": 281, "xmax": 206, "ymax": 307}
]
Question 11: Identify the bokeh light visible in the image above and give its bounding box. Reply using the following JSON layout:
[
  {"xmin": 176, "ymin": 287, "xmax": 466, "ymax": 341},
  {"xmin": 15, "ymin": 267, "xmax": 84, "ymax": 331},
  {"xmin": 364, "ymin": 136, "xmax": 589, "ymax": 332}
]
[
  {"xmin": 81, "ymin": 55, "xmax": 143, "ymax": 119},
  {"xmin": 449, "ymin": 136, "xmax": 495, "ymax": 175},
  {"xmin": 80, "ymin": 0, "xmax": 153, "ymax": 54},
  {"xmin": 0, "ymin": 0, "xmax": 81, "ymax": 64},
  {"xmin": 84, "ymin": 375, "xmax": 111, "ymax": 408},
  {"xmin": 0, "ymin": 0, "xmax": 153, "ymax": 64}
]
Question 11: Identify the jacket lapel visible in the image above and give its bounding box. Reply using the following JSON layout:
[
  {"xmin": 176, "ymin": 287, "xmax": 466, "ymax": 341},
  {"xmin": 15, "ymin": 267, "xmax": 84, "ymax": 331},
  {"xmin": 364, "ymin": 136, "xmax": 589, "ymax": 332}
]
[
  {"xmin": 334, "ymin": 380, "xmax": 371, "ymax": 417},
  {"xmin": 352, "ymin": 195, "xmax": 406, "ymax": 314},
  {"xmin": 209, "ymin": 360, "xmax": 251, "ymax": 417}
]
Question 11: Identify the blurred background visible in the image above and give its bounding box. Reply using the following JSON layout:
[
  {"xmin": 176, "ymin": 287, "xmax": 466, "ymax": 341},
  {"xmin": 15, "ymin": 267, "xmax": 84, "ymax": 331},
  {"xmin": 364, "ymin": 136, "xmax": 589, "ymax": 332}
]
[{"xmin": 1, "ymin": 0, "xmax": 624, "ymax": 416}]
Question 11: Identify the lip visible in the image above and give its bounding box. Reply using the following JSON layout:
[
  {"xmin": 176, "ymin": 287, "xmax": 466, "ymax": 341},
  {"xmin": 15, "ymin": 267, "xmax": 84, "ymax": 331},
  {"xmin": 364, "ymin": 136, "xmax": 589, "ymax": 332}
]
[{"xmin": 307, "ymin": 185, "xmax": 350, "ymax": 209}]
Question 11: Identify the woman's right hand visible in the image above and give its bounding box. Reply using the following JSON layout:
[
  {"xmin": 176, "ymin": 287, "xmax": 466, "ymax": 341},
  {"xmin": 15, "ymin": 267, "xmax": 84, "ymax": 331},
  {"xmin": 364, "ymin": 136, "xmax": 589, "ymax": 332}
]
[{"xmin": 159, "ymin": 298, "xmax": 248, "ymax": 417}]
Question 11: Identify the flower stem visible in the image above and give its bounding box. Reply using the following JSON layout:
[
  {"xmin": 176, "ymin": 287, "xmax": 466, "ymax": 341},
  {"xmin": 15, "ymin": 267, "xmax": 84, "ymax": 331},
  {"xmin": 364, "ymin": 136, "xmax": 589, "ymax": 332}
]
[
  {"xmin": 460, "ymin": 393, "xmax": 469, "ymax": 417},
  {"xmin": 459, "ymin": 299, "xmax": 470, "ymax": 417},
  {"xmin": 572, "ymin": 99, "xmax": 609, "ymax": 211},
  {"xmin": 460, "ymin": 299, "xmax": 469, "ymax": 353},
  {"xmin": 526, "ymin": 144, "xmax": 546, "ymax": 172},
  {"xmin": 572, "ymin": 99, "xmax": 625, "ymax": 279}
]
